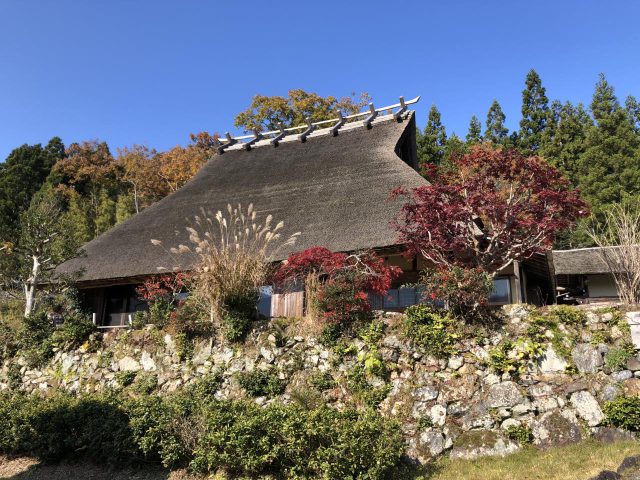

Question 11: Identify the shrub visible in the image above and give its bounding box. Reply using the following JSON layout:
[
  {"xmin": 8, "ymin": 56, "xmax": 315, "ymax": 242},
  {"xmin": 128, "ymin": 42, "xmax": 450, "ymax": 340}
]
[
  {"xmin": 308, "ymin": 371, "xmax": 335, "ymax": 391},
  {"xmin": 174, "ymin": 332, "xmax": 194, "ymax": 362},
  {"xmin": 0, "ymin": 319, "xmax": 18, "ymax": 362},
  {"xmin": 346, "ymin": 363, "xmax": 392, "ymax": 408},
  {"xmin": 51, "ymin": 312, "xmax": 96, "ymax": 348},
  {"xmin": 319, "ymin": 322, "xmax": 343, "ymax": 347},
  {"xmin": 190, "ymin": 402, "xmax": 404, "ymax": 479},
  {"xmin": 237, "ymin": 369, "xmax": 286, "ymax": 398},
  {"xmin": 505, "ymin": 424, "xmax": 533, "ymax": 445},
  {"xmin": 315, "ymin": 271, "xmax": 373, "ymax": 327},
  {"xmin": 132, "ymin": 373, "xmax": 158, "ymax": 395},
  {"xmin": 421, "ymin": 266, "xmax": 493, "ymax": 316},
  {"xmin": 605, "ymin": 342, "xmax": 636, "ymax": 372},
  {"xmin": 0, "ymin": 392, "xmax": 137, "ymax": 464},
  {"xmin": 220, "ymin": 294, "xmax": 258, "ymax": 343},
  {"xmin": 546, "ymin": 305, "xmax": 586, "ymax": 326},
  {"xmin": 604, "ymin": 395, "xmax": 640, "ymax": 432},
  {"xmin": 0, "ymin": 392, "xmax": 405, "ymax": 478},
  {"xmin": 16, "ymin": 310, "xmax": 55, "ymax": 367},
  {"xmin": 274, "ymin": 247, "xmax": 400, "ymax": 329},
  {"xmin": 403, "ymin": 304, "xmax": 458, "ymax": 358},
  {"xmin": 188, "ymin": 370, "xmax": 224, "ymax": 398},
  {"xmin": 115, "ymin": 371, "xmax": 138, "ymax": 388},
  {"xmin": 489, "ymin": 341, "xmax": 517, "ymax": 376}
]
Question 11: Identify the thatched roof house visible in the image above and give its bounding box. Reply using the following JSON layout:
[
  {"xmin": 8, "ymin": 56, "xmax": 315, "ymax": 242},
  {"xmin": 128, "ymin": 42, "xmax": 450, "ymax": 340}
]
[
  {"xmin": 59, "ymin": 110, "xmax": 440, "ymax": 326},
  {"xmin": 552, "ymin": 247, "xmax": 621, "ymax": 301},
  {"xmin": 58, "ymin": 107, "xmax": 555, "ymax": 327},
  {"xmin": 58, "ymin": 111, "xmax": 423, "ymax": 285}
]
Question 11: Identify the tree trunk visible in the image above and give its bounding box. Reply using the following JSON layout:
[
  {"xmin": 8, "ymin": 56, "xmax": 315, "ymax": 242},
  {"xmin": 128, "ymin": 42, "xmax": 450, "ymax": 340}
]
[{"xmin": 24, "ymin": 255, "xmax": 41, "ymax": 317}]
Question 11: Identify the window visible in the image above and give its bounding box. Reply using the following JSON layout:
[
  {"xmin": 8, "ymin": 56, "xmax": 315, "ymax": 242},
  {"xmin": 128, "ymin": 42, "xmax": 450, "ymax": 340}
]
[{"xmin": 489, "ymin": 277, "xmax": 511, "ymax": 304}]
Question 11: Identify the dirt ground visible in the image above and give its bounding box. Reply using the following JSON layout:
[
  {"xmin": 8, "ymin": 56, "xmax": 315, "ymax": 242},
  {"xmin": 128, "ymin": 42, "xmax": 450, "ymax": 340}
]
[{"xmin": 0, "ymin": 456, "xmax": 198, "ymax": 480}]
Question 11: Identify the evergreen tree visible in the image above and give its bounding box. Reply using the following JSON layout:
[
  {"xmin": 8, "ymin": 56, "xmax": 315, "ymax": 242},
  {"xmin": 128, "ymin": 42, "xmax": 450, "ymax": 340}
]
[
  {"xmin": 625, "ymin": 95, "xmax": 640, "ymax": 132},
  {"xmin": 484, "ymin": 100, "xmax": 509, "ymax": 145},
  {"xmin": 417, "ymin": 105, "xmax": 447, "ymax": 173},
  {"xmin": 578, "ymin": 74, "xmax": 640, "ymax": 211},
  {"xmin": 466, "ymin": 116, "xmax": 482, "ymax": 144},
  {"xmin": 0, "ymin": 137, "xmax": 65, "ymax": 240},
  {"xmin": 444, "ymin": 133, "xmax": 466, "ymax": 162},
  {"xmin": 519, "ymin": 69, "xmax": 550, "ymax": 151},
  {"xmin": 539, "ymin": 101, "xmax": 593, "ymax": 186}
]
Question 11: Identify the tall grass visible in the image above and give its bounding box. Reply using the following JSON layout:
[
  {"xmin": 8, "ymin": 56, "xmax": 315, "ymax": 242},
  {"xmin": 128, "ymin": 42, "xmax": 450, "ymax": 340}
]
[{"xmin": 154, "ymin": 203, "xmax": 299, "ymax": 323}]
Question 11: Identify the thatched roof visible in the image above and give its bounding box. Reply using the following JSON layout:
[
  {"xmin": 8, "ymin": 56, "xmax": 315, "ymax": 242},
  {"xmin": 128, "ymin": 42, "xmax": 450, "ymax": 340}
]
[
  {"xmin": 552, "ymin": 247, "xmax": 621, "ymax": 275},
  {"xmin": 57, "ymin": 111, "xmax": 427, "ymax": 285}
]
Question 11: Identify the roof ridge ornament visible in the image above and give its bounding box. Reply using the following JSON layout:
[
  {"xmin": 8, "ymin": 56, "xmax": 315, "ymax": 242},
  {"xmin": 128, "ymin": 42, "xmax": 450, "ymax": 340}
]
[
  {"xmin": 215, "ymin": 95, "xmax": 420, "ymax": 151},
  {"xmin": 298, "ymin": 117, "xmax": 315, "ymax": 143},
  {"xmin": 363, "ymin": 103, "xmax": 378, "ymax": 129},
  {"xmin": 217, "ymin": 132, "xmax": 238, "ymax": 154},
  {"xmin": 393, "ymin": 96, "xmax": 408, "ymax": 122},
  {"xmin": 270, "ymin": 122, "xmax": 287, "ymax": 147},
  {"xmin": 330, "ymin": 111, "xmax": 347, "ymax": 136},
  {"xmin": 243, "ymin": 129, "xmax": 263, "ymax": 151}
]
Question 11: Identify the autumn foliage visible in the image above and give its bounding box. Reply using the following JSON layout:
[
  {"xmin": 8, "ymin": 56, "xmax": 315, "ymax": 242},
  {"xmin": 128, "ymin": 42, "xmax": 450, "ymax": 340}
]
[
  {"xmin": 274, "ymin": 247, "xmax": 401, "ymax": 326},
  {"xmin": 394, "ymin": 144, "xmax": 588, "ymax": 275}
]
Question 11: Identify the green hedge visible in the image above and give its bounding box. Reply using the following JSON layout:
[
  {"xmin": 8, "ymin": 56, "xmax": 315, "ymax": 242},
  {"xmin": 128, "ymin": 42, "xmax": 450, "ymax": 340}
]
[{"xmin": 0, "ymin": 390, "xmax": 405, "ymax": 478}]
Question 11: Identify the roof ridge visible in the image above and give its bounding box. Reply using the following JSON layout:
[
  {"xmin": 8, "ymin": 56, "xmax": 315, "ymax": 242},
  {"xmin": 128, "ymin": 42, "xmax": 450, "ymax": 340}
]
[
  {"xmin": 552, "ymin": 246, "xmax": 620, "ymax": 253},
  {"xmin": 217, "ymin": 95, "xmax": 420, "ymax": 154}
]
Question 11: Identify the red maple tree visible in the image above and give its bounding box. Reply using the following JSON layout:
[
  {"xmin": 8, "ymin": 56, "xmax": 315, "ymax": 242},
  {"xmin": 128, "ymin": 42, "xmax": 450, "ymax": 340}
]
[{"xmin": 394, "ymin": 144, "xmax": 588, "ymax": 276}]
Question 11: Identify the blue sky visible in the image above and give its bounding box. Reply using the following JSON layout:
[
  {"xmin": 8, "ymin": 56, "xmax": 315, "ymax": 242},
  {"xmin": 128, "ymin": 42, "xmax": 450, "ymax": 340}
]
[{"xmin": 1, "ymin": 0, "xmax": 639, "ymax": 160}]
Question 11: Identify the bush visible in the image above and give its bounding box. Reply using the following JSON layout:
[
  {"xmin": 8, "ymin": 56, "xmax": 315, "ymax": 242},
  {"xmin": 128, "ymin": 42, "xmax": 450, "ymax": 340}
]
[
  {"xmin": 0, "ymin": 319, "xmax": 18, "ymax": 362},
  {"xmin": 308, "ymin": 371, "xmax": 335, "ymax": 391},
  {"xmin": 51, "ymin": 312, "xmax": 96, "ymax": 348},
  {"xmin": 505, "ymin": 424, "xmax": 533, "ymax": 445},
  {"xmin": 188, "ymin": 370, "xmax": 224, "ymax": 398},
  {"xmin": 403, "ymin": 304, "xmax": 458, "ymax": 358},
  {"xmin": 190, "ymin": 402, "xmax": 404, "ymax": 479},
  {"xmin": 546, "ymin": 305, "xmax": 586, "ymax": 326},
  {"xmin": 605, "ymin": 342, "xmax": 636, "ymax": 371},
  {"xmin": 421, "ymin": 266, "xmax": 493, "ymax": 316},
  {"xmin": 16, "ymin": 310, "xmax": 55, "ymax": 367},
  {"xmin": 220, "ymin": 295, "xmax": 257, "ymax": 343},
  {"xmin": 489, "ymin": 341, "xmax": 517, "ymax": 376},
  {"xmin": 237, "ymin": 369, "xmax": 286, "ymax": 398},
  {"xmin": 316, "ymin": 271, "xmax": 373, "ymax": 327},
  {"xmin": 604, "ymin": 395, "xmax": 640, "ymax": 432},
  {"xmin": 0, "ymin": 392, "xmax": 406, "ymax": 478},
  {"xmin": 0, "ymin": 392, "xmax": 137, "ymax": 464}
]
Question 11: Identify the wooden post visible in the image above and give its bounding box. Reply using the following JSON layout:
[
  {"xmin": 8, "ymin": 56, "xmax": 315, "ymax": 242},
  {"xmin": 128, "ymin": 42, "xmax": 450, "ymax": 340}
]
[{"xmin": 513, "ymin": 260, "xmax": 523, "ymax": 304}]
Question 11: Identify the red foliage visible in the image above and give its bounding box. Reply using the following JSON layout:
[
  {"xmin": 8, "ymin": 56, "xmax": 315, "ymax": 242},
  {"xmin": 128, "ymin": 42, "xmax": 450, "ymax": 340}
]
[
  {"xmin": 136, "ymin": 273, "xmax": 188, "ymax": 303},
  {"xmin": 272, "ymin": 246, "xmax": 348, "ymax": 286},
  {"xmin": 274, "ymin": 247, "xmax": 401, "ymax": 325},
  {"xmin": 394, "ymin": 144, "xmax": 589, "ymax": 274}
]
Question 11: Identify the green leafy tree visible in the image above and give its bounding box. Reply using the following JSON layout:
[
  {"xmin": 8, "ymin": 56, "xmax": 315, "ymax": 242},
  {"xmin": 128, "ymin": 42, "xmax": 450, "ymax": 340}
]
[
  {"xmin": 466, "ymin": 115, "xmax": 483, "ymax": 144},
  {"xmin": 417, "ymin": 105, "xmax": 448, "ymax": 173},
  {"xmin": 0, "ymin": 189, "xmax": 78, "ymax": 316},
  {"xmin": 115, "ymin": 193, "xmax": 136, "ymax": 224},
  {"xmin": 484, "ymin": 100, "xmax": 509, "ymax": 145},
  {"xmin": 95, "ymin": 188, "xmax": 116, "ymax": 235},
  {"xmin": 63, "ymin": 192, "xmax": 93, "ymax": 246},
  {"xmin": 519, "ymin": 69, "xmax": 550, "ymax": 151},
  {"xmin": 234, "ymin": 89, "xmax": 370, "ymax": 132},
  {"xmin": 0, "ymin": 138, "xmax": 65, "ymax": 240}
]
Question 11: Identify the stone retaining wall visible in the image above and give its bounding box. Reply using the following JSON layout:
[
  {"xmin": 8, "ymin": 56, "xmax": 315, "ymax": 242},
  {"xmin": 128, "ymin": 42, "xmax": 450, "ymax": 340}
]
[{"xmin": 1, "ymin": 304, "xmax": 639, "ymax": 463}]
